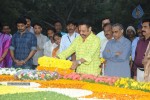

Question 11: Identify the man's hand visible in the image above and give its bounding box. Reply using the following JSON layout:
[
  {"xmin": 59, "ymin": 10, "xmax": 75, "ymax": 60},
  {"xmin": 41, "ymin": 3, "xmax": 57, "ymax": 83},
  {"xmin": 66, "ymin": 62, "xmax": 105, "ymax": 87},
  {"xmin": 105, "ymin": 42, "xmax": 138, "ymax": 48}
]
[
  {"xmin": 70, "ymin": 60, "xmax": 79, "ymax": 70},
  {"xmin": 14, "ymin": 59, "xmax": 25, "ymax": 66}
]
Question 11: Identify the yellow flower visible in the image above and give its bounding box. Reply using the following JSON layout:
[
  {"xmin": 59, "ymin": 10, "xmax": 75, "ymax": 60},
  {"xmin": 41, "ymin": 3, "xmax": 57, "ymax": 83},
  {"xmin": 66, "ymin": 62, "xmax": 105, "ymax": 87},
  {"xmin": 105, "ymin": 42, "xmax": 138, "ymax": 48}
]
[
  {"xmin": 38, "ymin": 56, "xmax": 72, "ymax": 69},
  {"xmin": 131, "ymin": 82, "xmax": 138, "ymax": 87},
  {"xmin": 0, "ymin": 86, "xmax": 37, "ymax": 95},
  {"xmin": 100, "ymin": 58, "xmax": 105, "ymax": 63}
]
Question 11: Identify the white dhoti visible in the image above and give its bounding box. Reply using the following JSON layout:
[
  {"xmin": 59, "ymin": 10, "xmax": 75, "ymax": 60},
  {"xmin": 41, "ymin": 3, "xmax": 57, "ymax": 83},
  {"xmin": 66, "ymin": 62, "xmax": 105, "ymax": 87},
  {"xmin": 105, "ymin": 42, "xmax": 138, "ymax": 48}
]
[{"xmin": 137, "ymin": 68, "xmax": 144, "ymax": 82}]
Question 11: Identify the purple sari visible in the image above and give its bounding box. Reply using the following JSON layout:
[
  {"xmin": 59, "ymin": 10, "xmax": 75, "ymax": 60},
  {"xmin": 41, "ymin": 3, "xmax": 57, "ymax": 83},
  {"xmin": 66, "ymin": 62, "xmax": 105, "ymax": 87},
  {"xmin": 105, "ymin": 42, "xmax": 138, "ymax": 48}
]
[{"xmin": 0, "ymin": 33, "xmax": 12, "ymax": 68}]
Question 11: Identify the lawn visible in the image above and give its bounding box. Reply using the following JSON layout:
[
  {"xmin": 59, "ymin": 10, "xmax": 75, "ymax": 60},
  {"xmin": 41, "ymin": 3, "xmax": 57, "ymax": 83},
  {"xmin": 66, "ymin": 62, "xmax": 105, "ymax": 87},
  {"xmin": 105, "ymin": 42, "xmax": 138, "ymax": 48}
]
[{"xmin": 0, "ymin": 91, "xmax": 77, "ymax": 100}]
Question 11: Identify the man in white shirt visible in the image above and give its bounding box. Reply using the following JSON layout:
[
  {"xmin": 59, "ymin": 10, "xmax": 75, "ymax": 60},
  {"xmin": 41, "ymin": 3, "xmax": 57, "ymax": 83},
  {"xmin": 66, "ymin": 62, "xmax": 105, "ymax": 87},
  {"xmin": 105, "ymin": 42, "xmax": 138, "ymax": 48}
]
[
  {"xmin": 101, "ymin": 23, "xmax": 113, "ymax": 57},
  {"xmin": 100, "ymin": 23, "xmax": 113, "ymax": 76},
  {"xmin": 44, "ymin": 27, "xmax": 57, "ymax": 57},
  {"xmin": 97, "ymin": 18, "xmax": 111, "ymax": 46},
  {"xmin": 33, "ymin": 23, "xmax": 48, "ymax": 68},
  {"xmin": 59, "ymin": 20, "xmax": 79, "ymax": 60}
]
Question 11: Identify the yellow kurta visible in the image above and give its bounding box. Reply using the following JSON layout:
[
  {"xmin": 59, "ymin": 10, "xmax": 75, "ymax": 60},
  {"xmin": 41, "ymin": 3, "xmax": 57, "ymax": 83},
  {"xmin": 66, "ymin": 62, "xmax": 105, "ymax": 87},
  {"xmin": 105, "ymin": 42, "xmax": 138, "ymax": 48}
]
[{"xmin": 58, "ymin": 32, "xmax": 101, "ymax": 76}]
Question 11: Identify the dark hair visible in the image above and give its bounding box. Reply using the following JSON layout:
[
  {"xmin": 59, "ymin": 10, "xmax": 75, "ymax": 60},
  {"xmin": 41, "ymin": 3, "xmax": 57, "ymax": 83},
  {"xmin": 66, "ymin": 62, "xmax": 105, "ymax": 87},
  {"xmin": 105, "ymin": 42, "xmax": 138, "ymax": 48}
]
[
  {"xmin": 142, "ymin": 18, "xmax": 150, "ymax": 26},
  {"xmin": 78, "ymin": 19, "xmax": 92, "ymax": 28},
  {"xmin": 2, "ymin": 23, "xmax": 10, "ymax": 28},
  {"xmin": 33, "ymin": 22, "xmax": 42, "ymax": 28},
  {"xmin": 0, "ymin": 21, "xmax": 1, "ymax": 31},
  {"xmin": 24, "ymin": 16, "xmax": 31, "ymax": 20},
  {"xmin": 53, "ymin": 33, "xmax": 62, "ymax": 41},
  {"xmin": 47, "ymin": 27, "xmax": 56, "ymax": 33},
  {"xmin": 66, "ymin": 20, "xmax": 76, "ymax": 26},
  {"xmin": 101, "ymin": 17, "xmax": 111, "ymax": 23},
  {"xmin": 16, "ymin": 17, "xmax": 27, "ymax": 25},
  {"xmin": 54, "ymin": 20, "xmax": 62, "ymax": 25},
  {"xmin": 74, "ymin": 20, "xmax": 79, "ymax": 27}
]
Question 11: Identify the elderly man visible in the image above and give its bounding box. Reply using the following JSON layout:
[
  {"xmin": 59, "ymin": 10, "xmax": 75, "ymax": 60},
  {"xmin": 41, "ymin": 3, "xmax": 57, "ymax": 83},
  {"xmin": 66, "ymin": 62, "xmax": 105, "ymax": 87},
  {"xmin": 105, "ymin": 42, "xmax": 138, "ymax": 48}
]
[
  {"xmin": 103, "ymin": 23, "xmax": 131, "ymax": 77},
  {"xmin": 58, "ymin": 20, "xmax": 101, "ymax": 76}
]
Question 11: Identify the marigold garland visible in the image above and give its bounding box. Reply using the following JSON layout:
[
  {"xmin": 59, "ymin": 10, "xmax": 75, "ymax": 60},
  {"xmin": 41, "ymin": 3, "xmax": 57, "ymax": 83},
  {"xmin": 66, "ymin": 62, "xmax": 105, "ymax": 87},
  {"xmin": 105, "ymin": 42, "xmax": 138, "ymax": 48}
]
[
  {"xmin": 0, "ymin": 75, "xmax": 16, "ymax": 81},
  {"xmin": 38, "ymin": 56, "xmax": 72, "ymax": 69},
  {"xmin": 34, "ymin": 79, "xmax": 150, "ymax": 100}
]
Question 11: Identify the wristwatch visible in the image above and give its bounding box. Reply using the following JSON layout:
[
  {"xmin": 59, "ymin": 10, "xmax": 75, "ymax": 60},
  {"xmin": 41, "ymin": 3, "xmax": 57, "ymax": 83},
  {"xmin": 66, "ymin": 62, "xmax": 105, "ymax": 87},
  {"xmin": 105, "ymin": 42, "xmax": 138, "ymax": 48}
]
[{"xmin": 77, "ymin": 60, "xmax": 82, "ymax": 65}]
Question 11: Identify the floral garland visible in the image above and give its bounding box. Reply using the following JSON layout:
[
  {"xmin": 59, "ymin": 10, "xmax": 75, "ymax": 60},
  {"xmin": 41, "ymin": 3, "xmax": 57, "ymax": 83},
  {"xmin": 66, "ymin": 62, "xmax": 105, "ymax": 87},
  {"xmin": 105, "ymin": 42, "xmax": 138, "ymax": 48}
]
[
  {"xmin": 38, "ymin": 56, "xmax": 72, "ymax": 69},
  {"xmin": 63, "ymin": 73, "xmax": 119, "ymax": 85},
  {"xmin": 35, "ymin": 79, "xmax": 150, "ymax": 100},
  {"xmin": 36, "ymin": 66, "xmax": 74, "ymax": 76},
  {"xmin": 15, "ymin": 69, "xmax": 60, "ymax": 80},
  {"xmin": 114, "ymin": 78, "xmax": 150, "ymax": 92},
  {"xmin": 0, "ymin": 75, "xmax": 15, "ymax": 81},
  {"xmin": 0, "ymin": 68, "xmax": 22, "ymax": 75},
  {"xmin": 0, "ymin": 74, "xmax": 150, "ymax": 99}
]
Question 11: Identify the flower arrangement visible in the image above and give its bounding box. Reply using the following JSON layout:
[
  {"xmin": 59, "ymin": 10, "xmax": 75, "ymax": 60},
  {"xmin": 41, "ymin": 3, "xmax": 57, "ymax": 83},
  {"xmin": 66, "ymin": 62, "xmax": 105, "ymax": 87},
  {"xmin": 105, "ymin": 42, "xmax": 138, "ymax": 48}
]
[
  {"xmin": 36, "ymin": 66, "xmax": 74, "ymax": 76},
  {"xmin": 36, "ymin": 79, "xmax": 150, "ymax": 100},
  {"xmin": 0, "ymin": 75, "xmax": 15, "ymax": 81},
  {"xmin": 0, "ymin": 73, "xmax": 150, "ymax": 100},
  {"xmin": 15, "ymin": 69, "xmax": 60, "ymax": 80},
  {"xmin": 63, "ymin": 73, "xmax": 119, "ymax": 85},
  {"xmin": 114, "ymin": 78, "xmax": 150, "ymax": 92},
  {"xmin": 38, "ymin": 56, "xmax": 72, "ymax": 69},
  {"xmin": 0, "ymin": 68, "xmax": 22, "ymax": 75}
]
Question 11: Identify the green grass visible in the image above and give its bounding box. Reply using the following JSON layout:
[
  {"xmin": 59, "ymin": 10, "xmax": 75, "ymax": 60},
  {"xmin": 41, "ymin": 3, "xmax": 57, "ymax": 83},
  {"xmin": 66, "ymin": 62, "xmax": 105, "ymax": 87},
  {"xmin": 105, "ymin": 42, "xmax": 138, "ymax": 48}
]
[{"xmin": 0, "ymin": 91, "xmax": 77, "ymax": 100}]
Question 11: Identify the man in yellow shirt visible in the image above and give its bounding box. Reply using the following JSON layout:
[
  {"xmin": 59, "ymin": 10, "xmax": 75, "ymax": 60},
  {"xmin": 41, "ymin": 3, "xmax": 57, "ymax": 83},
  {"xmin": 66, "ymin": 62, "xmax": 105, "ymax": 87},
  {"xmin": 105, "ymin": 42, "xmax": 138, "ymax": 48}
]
[{"xmin": 58, "ymin": 20, "xmax": 101, "ymax": 76}]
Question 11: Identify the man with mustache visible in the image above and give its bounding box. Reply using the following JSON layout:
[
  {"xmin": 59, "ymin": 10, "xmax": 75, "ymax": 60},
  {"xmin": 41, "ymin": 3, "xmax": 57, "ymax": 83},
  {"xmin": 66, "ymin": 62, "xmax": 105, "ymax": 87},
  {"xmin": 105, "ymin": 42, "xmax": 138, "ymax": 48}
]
[
  {"xmin": 43, "ymin": 27, "xmax": 57, "ymax": 57},
  {"xmin": 103, "ymin": 23, "xmax": 131, "ymax": 77},
  {"xmin": 24, "ymin": 16, "xmax": 34, "ymax": 34},
  {"xmin": 134, "ymin": 19, "xmax": 150, "ymax": 82},
  {"xmin": 100, "ymin": 23, "xmax": 113, "ymax": 57},
  {"xmin": 57, "ymin": 20, "xmax": 101, "ymax": 76},
  {"xmin": 10, "ymin": 17, "xmax": 37, "ymax": 69},
  {"xmin": 59, "ymin": 20, "xmax": 79, "ymax": 61}
]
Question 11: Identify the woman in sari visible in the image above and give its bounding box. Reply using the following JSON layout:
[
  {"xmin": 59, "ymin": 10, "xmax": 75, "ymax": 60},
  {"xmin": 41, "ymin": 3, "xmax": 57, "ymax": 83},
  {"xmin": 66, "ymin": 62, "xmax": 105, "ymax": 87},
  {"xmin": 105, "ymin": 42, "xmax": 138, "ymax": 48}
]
[{"xmin": 0, "ymin": 32, "xmax": 11, "ymax": 68}]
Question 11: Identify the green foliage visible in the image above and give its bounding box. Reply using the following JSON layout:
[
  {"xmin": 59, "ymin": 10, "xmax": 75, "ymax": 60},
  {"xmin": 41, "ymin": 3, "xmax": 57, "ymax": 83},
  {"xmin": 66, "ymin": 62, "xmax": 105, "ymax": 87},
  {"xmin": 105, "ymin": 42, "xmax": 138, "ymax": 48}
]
[{"xmin": 0, "ymin": 0, "xmax": 150, "ymax": 33}]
